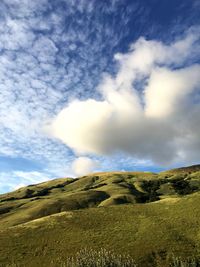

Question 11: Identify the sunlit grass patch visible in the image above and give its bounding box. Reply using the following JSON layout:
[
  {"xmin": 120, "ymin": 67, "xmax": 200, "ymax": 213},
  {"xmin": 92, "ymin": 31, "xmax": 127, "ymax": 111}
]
[{"xmin": 64, "ymin": 248, "xmax": 137, "ymax": 267}]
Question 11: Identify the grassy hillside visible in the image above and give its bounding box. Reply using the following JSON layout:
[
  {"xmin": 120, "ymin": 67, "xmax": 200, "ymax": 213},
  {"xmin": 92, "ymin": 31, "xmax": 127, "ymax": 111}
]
[{"xmin": 0, "ymin": 165, "xmax": 200, "ymax": 266}]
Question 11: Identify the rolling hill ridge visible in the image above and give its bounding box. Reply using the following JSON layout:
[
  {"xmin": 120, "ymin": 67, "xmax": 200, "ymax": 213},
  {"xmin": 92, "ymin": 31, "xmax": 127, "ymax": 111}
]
[
  {"xmin": 0, "ymin": 165, "xmax": 200, "ymax": 228},
  {"xmin": 0, "ymin": 165, "xmax": 200, "ymax": 266}
]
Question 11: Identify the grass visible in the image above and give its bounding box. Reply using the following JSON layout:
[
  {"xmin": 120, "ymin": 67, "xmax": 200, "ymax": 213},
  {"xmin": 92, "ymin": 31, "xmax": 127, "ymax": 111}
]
[
  {"xmin": 64, "ymin": 248, "xmax": 137, "ymax": 267},
  {"xmin": 64, "ymin": 249, "xmax": 200, "ymax": 267},
  {"xmin": 5, "ymin": 249, "xmax": 200, "ymax": 267},
  {"xmin": 0, "ymin": 167, "xmax": 199, "ymax": 228},
  {"xmin": 0, "ymin": 192, "xmax": 199, "ymax": 266},
  {"xmin": 169, "ymin": 256, "xmax": 200, "ymax": 267},
  {"xmin": 0, "ymin": 164, "xmax": 199, "ymax": 266}
]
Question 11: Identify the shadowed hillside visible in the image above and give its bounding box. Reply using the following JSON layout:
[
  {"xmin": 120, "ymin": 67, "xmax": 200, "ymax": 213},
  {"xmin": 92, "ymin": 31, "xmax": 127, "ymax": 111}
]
[{"xmin": 0, "ymin": 165, "xmax": 200, "ymax": 266}]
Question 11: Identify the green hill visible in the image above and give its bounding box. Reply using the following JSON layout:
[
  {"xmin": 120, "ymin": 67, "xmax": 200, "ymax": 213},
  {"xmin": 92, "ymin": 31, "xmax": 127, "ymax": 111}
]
[{"xmin": 0, "ymin": 165, "xmax": 200, "ymax": 266}]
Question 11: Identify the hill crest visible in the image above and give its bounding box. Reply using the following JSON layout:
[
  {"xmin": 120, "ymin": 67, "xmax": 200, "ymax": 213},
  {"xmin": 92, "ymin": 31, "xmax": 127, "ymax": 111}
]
[{"xmin": 0, "ymin": 164, "xmax": 199, "ymax": 228}]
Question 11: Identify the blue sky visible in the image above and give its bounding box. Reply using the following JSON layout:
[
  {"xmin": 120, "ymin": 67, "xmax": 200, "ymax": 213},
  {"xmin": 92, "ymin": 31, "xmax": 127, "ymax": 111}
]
[{"xmin": 0, "ymin": 0, "xmax": 200, "ymax": 193}]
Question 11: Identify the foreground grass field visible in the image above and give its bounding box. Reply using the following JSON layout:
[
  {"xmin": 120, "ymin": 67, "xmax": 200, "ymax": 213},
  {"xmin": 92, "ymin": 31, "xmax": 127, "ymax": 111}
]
[{"xmin": 0, "ymin": 165, "xmax": 200, "ymax": 266}]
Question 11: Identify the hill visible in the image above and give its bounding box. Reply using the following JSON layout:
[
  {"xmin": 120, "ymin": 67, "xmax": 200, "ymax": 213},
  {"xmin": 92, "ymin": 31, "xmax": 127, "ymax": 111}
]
[{"xmin": 0, "ymin": 165, "xmax": 200, "ymax": 266}]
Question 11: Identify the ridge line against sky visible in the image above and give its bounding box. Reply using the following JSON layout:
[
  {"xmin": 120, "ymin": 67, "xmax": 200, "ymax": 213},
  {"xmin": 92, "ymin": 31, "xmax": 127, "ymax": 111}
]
[{"xmin": 0, "ymin": 0, "xmax": 200, "ymax": 193}]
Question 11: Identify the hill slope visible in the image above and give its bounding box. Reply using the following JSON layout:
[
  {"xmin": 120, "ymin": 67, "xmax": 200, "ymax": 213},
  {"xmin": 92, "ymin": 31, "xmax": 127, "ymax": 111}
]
[
  {"xmin": 0, "ymin": 165, "xmax": 200, "ymax": 266},
  {"xmin": 0, "ymin": 167, "xmax": 200, "ymax": 228}
]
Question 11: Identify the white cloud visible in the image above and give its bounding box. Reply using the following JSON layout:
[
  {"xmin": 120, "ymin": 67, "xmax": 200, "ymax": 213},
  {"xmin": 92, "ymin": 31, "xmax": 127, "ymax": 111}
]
[
  {"xmin": 0, "ymin": 170, "xmax": 53, "ymax": 193},
  {"xmin": 0, "ymin": 0, "xmax": 126, "ymax": 171},
  {"xmin": 71, "ymin": 157, "xmax": 99, "ymax": 176},
  {"xmin": 50, "ymin": 29, "xmax": 200, "ymax": 165},
  {"xmin": 145, "ymin": 65, "xmax": 200, "ymax": 118},
  {"xmin": 13, "ymin": 171, "xmax": 48, "ymax": 183},
  {"xmin": 13, "ymin": 183, "xmax": 27, "ymax": 191}
]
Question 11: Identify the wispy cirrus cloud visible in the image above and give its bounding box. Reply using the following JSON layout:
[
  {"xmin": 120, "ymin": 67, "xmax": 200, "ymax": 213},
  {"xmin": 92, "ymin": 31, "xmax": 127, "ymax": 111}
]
[
  {"xmin": 0, "ymin": 170, "xmax": 53, "ymax": 193},
  {"xmin": 0, "ymin": 0, "xmax": 140, "ymax": 192}
]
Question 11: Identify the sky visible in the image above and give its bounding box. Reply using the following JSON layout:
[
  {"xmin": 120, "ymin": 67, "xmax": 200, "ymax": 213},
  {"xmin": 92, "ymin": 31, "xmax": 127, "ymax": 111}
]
[{"xmin": 0, "ymin": 0, "xmax": 200, "ymax": 193}]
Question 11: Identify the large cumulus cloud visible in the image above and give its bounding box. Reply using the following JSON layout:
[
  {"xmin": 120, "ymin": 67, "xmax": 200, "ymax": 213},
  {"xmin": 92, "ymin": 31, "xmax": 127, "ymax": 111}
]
[{"xmin": 49, "ymin": 28, "xmax": 200, "ymax": 165}]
